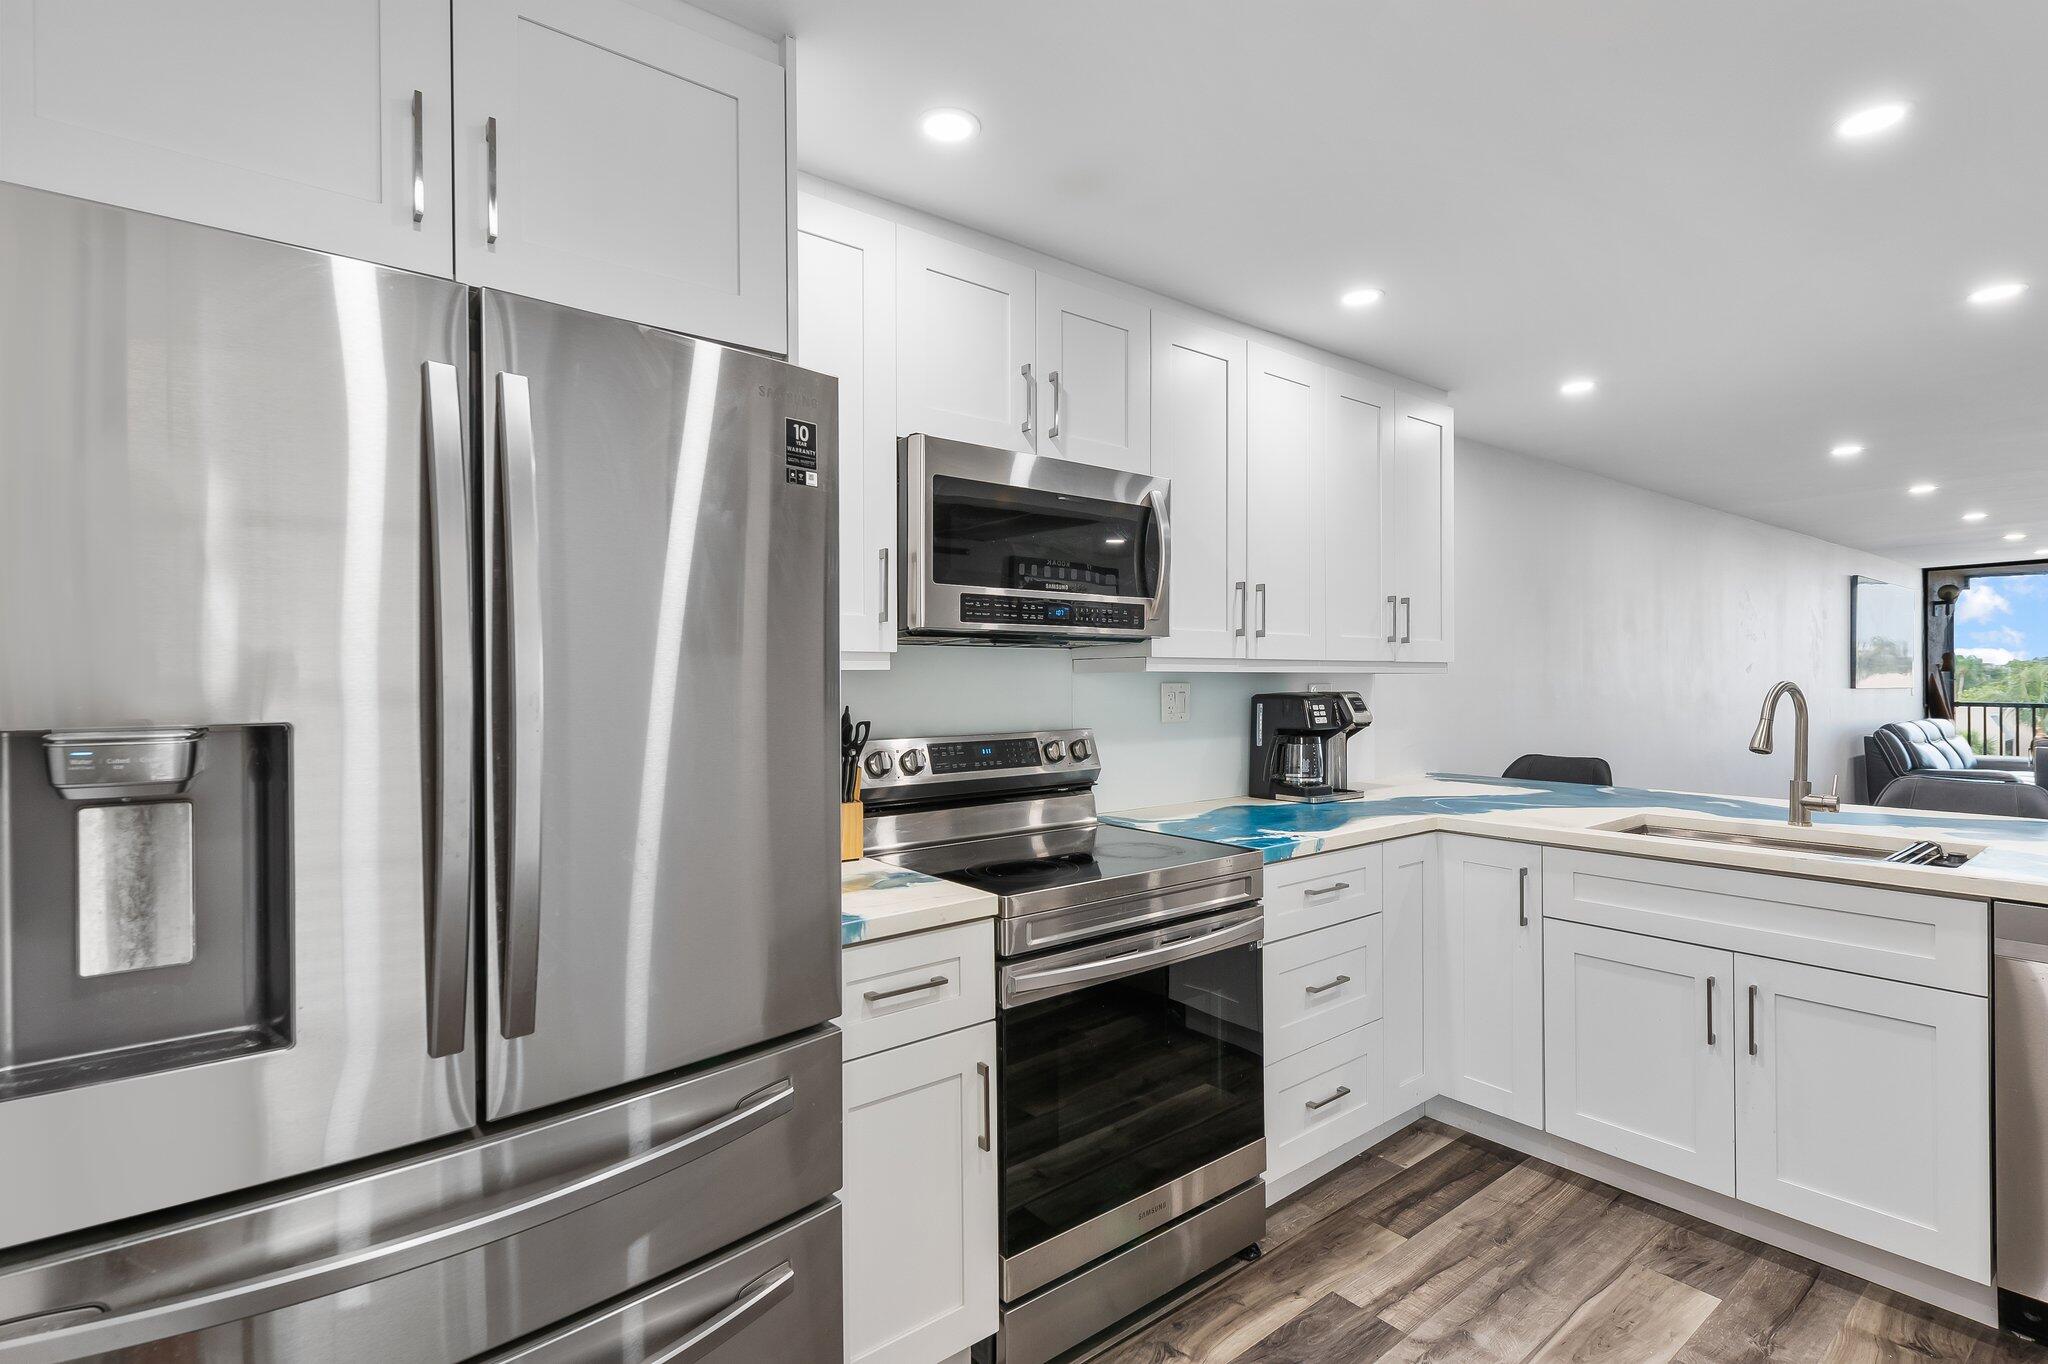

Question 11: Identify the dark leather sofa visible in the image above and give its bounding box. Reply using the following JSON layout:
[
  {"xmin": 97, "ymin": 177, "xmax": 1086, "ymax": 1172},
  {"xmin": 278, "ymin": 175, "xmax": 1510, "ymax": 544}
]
[{"xmin": 1863, "ymin": 717, "xmax": 2034, "ymax": 802}]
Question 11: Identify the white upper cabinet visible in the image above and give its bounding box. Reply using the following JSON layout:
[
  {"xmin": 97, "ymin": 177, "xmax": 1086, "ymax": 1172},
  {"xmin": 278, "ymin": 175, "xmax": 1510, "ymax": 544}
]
[
  {"xmin": 1322, "ymin": 368, "xmax": 1396, "ymax": 662},
  {"xmin": 1149, "ymin": 314, "xmax": 1248, "ymax": 660},
  {"xmin": 452, "ymin": 0, "xmax": 788, "ymax": 352},
  {"xmin": 0, "ymin": 0, "xmax": 453, "ymax": 275},
  {"xmin": 1245, "ymin": 344, "xmax": 1324, "ymax": 660},
  {"xmin": 1387, "ymin": 394, "xmax": 1454, "ymax": 662},
  {"xmin": 797, "ymin": 195, "xmax": 896, "ymax": 660},
  {"xmin": 896, "ymin": 227, "xmax": 1036, "ymax": 451},
  {"xmin": 1034, "ymin": 275, "xmax": 1150, "ymax": 474},
  {"xmin": 1439, "ymin": 836, "xmax": 1544, "ymax": 1128}
]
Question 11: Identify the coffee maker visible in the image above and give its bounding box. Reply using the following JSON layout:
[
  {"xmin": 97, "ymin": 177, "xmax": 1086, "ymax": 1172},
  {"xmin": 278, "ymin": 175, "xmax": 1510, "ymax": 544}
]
[{"xmin": 1249, "ymin": 691, "xmax": 1373, "ymax": 802}]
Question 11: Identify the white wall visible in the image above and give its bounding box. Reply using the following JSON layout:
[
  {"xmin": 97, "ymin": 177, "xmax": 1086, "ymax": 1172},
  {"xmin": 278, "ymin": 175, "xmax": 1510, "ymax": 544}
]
[{"xmin": 1364, "ymin": 438, "xmax": 1922, "ymax": 801}]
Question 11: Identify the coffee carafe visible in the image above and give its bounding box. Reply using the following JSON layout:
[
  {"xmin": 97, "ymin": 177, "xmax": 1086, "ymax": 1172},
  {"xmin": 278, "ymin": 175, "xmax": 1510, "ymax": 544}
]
[{"xmin": 1249, "ymin": 691, "xmax": 1372, "ymax": 802}]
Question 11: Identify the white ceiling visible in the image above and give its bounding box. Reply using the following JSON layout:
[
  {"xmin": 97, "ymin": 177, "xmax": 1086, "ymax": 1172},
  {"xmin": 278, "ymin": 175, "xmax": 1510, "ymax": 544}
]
[{"xmin": 704, "ymin": 0, "xmax": 2047, "ymax": 567}]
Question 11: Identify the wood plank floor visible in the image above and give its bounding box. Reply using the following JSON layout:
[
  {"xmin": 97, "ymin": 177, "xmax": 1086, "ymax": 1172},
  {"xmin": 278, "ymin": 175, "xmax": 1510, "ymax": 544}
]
[{"xmin": 1093, "ymin": 1120, "xmax": 2048, "ymax": 1364}]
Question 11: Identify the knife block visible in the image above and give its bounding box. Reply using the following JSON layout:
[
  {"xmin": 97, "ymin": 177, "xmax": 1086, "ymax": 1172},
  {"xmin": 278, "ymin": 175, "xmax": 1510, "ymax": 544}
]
[{"xmin": 840, "ymin": 802, "xmax": 864, "ymax": 862}]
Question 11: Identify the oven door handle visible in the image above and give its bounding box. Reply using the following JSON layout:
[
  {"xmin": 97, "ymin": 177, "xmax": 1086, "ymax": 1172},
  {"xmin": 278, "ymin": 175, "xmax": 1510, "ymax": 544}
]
[
  {"xmin": 1003, "ymin": 913, "xmax": 1263, "ymax": 1006},
  {"xmin": 1143, "ymin": 487, "xmax": 1170, "ymax": 623}
]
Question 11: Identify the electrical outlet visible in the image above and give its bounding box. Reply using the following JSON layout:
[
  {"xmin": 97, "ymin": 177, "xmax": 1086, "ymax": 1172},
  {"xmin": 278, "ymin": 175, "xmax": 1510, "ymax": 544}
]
[{"xmin": 1160, "ymin": 681, "xmax": 1192, "ymax": 724}]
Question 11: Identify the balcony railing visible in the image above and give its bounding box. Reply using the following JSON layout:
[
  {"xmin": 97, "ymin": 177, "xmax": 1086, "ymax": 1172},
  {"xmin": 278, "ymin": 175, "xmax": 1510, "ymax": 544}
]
[{"xmin": 1956, "ymin": 701, "xmax": 2048, "ymax": 757}]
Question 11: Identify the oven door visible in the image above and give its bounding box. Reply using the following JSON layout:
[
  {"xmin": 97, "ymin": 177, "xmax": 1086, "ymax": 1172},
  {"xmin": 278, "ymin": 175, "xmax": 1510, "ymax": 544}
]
[
  {"xmin": 996, "ymin": 905, "xmax": 1264, "ymax": 1300},
  {"xmin": 902, "ymin": 434, "xmax": 1169, "ymax": 640}
]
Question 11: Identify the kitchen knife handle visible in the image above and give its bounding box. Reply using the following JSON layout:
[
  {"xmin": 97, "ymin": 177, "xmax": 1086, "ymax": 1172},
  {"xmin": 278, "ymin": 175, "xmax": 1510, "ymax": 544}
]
[
  {"xmin": 422, "ymin": 361, "xmax": 474, "ymax": 1059},
  {"xmin": 486, "ymin": 116, "xmax": 500, "ymax": 245},
  {"xmin": 496, "ymin": 371, "xmax": 545, "ymax": 1039},
  {"xmin": 410, "ymin": 90, "xmax": 426, "ymax": 225}
]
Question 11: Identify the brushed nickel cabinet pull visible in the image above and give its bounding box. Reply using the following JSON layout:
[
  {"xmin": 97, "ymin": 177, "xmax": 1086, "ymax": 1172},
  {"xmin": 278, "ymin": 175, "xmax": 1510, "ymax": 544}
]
[
  {"xmin": 1518, "ymin": 866, "xmax": 1529, "ymax": 927},
  {"xmin": 1748, "ymin": 984, "xmax": 1760, "ymax": 1056},
  {"xmin": 1706, "ymin": 976, "xmax": 1717, "ymax": 1047},
  {"xmin": 1305, "ymin": 974, "xmax": 1352, "ymax": 996},
  {"xmin": 1306, "ymin": 1086, "xmax": 1352, "ymax": 1111},
  {"xmin": 410, "ymin": 90, "xmax": 426, "ymax": 224},
  {"xmin": 977, "ymin": 1061, "xmax": 992, "ymax": 1152},
  {"xmin": 485, "ymin": 116, "xmax": 500, "ymax": 245},
  {"xmin": 862, "ymin": 975, "xmax": 948, "ymax": 1004},
  {"xmin": 1303, "ymin": 881, "xmax": 1351, "ymax": 898}
]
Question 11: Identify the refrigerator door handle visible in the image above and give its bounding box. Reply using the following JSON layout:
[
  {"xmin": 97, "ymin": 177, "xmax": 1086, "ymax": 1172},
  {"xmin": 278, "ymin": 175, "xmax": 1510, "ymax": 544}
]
[
  {"xmin": 0, "ymin": 1080, "xmax": 799, "ymax": 1363},
  {"xmin": 422, "ymin": 361, "xmax": 474, "ymax": 1059},
  {"xmin": 496, "ymin": 371, "xmax": 545, "ymax": 1039},
  {"xmin": 644, "ymin": 1262, "xmax": 797, "ymax": 1364}
]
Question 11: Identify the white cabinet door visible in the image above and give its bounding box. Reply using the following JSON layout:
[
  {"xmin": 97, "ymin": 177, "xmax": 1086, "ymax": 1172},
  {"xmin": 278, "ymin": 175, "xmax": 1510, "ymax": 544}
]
[
  {"xmin": 1149, "ymin": 313, "xmax": 1247, "ymax": 659},
  {"xmin": 1736, "ymin": 957, "xmax": 1990, "ymax": 1281},
  {"xmin": 1440, "ymin": 835, "xmax": 1544, "ymax": 1127},
  {"xmin": 897, "ymin": 227, "xmax": 1036, "ymax": 451},
  {"xmin": 797, "ymin": 195, "xmax": 896, "ymax": 658},
  {"xmin": 1322, "ymin": 368, "xmax": 1395, "ymax": 662},
  {"xmin": 1386, "ymin": 394, "xmax": 1454, "ymax": 662},
  {"xmin": 1244, "ymin": 344, "xmax": 1324, "ymax": 660},
  {"xmin": 453, "ymin": 0, "xmax": 788, "ymax": 352},
  {"xmin": 0, "ymin": 0, "xmax": 452, "ymax": 275},
  {"xmin": 1544, "ymin": 921, "xmax": 1735, "ymax": 1194},
  {"xmin": 843, "ymin": 1022, "xmax": 999, "ymax": 1364},
  {"xmin": 1034, "ymin": 274, "xmax": 1149, "ymax": 473},
  {"xmin": 1380, "ymin": 835, "xmax": 1433, "ymax": 1114}
]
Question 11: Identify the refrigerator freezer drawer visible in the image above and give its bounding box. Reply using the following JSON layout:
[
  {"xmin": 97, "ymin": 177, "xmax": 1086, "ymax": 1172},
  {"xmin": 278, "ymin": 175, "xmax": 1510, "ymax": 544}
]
[
  {"xmin": 485, "ymin": 1200, "xmax": 842, "ymax": 1363},
  {"xmin": 0, "ymin": 1030, "xmax": 840, "ymax": 1363}
]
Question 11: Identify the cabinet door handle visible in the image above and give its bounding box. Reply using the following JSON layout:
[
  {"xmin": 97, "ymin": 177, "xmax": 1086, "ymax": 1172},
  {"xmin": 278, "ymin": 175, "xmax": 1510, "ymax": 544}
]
[
  {"xmin": 1020, "ymin": 363, "xmax": 1034, "ymax": 437},
  {"xmin": 1387, "ymin": 594, "xmax": 1399, "ymax": 644},
  {"xmin": 410, "ymin": 90, "xmax": 426, "ymax": 225},
  {"xmin": 1305, "ymin": 974, "xmax": 1352, "ymax": 996},
  {"xmin": 1255, "ymin": 583, "xmax": 1268, "ymax": 639},
  {"xmin": 1518, "ymin": 865, "xmax": 1529, "ymax": 927},
  {"xmin": 1705, "ymin": 976, "xmax": 1717, "ymax": 1047},
  {"xmin": 1302, "ymin": 881, "xmax": 1351, "ymax": 898},
  {"xmin": 976, "ymin": 1061, "xmax": 992, "ymax": 1152},
  {"xmin": 877, "ymin": 548, "xmax": 890, "ymax": 625},
  {"xmin": 1400, "ymin": 595, "xmax": 1413, "ymax": 644},
  {"xmin": 1048, "ymin": 369, "xmax": 1063, "ymax": 438},
  {"xmin": 485, "ymin": 116, "xmax": 500, "ymax": 245},
  {"xmin": 1234, "ymin": 581, "xmax": 1247, "ymax": 638},
  {"xmin": 1305, "ymin": 1086, "xmax": 1352, "ymax": 1112},
  {"xmin": 862, "ymin": 975, "xmax": 947, "ymax": 1004},
  {"xmin": 1748, "ymin": 984, "xmax": 1759, "ymax": 1056}
]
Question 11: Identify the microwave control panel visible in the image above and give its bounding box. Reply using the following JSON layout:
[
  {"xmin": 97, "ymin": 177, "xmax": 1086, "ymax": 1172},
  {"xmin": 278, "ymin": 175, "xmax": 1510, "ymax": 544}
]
[{"xmin": 959, "ymin": 594, "xmax": 1145, "ymax": 632}]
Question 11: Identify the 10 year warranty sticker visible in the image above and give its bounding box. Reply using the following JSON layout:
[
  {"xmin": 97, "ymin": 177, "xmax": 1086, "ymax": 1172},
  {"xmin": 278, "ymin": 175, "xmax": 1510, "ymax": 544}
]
[{"xmin": 784, "ymin": 418, "xmax": 819, "ymax": 487}]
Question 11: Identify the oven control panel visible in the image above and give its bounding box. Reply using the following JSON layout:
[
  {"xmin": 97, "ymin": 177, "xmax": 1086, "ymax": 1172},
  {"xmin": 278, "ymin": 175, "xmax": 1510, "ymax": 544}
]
[
  {"xmin": 959, "ymin": 595, "xmax": 1146, "ymax": 633},
  {"xmin": 857, "ymin": 727, "xmax": 1101, "ymax": 806}
]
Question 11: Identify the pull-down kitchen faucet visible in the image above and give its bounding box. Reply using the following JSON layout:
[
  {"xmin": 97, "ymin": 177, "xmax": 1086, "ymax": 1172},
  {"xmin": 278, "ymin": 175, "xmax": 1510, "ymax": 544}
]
[{"xmin": 1749, "ymin": 680, "xmax": 1840, "ymax": 827}]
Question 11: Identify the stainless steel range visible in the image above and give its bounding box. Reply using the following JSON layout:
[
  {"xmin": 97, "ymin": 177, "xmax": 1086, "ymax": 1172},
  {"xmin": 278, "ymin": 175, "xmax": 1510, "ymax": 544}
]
[{"xmin": 862, "ymin": 730, "xmax": 1266, "ymax": 1364}]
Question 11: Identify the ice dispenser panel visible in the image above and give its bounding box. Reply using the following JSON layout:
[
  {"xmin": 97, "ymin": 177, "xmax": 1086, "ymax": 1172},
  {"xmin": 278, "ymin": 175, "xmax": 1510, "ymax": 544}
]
[{"xmin": 0, "ymin": 726, "xmax": 293, "ymax": 1102}]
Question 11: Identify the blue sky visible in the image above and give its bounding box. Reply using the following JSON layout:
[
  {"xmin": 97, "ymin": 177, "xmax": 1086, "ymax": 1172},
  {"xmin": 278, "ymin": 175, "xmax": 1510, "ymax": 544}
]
[{"xmin": 1956, "ymin": 574, "xmax": 2048, "ymax": 664}]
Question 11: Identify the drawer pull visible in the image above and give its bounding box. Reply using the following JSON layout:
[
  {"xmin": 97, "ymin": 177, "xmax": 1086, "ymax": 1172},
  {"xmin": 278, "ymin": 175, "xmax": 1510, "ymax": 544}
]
[
  {"xmin": 1305, "ymin": 1086, "xmax": 1352, "ymax": 1112},
  {"xmin": 1706, "ymin": 975, "xmax": 1717, "ymax": 1046},
  {"xmin": 1302, "ymin": 882, "xmax": 1352, "ymax": 898},
  {"xmin": 1517, "ymin": 866, "xmax": 1529, "ymax": 927},
  {"xmin": 1748, "ymin": 984, "xmax": 1760, "ymax": 1057},
  {"xmin": 1304, "ymin": 974, "xmax": 1352, "ymax": 996},
  {"xmin": 863, "ymin": 975, "xmax": 948, "ymax": 1004},
  {"xmin": 977, "ymin": 1061, "xmax": 992, "ymax": 1152}
]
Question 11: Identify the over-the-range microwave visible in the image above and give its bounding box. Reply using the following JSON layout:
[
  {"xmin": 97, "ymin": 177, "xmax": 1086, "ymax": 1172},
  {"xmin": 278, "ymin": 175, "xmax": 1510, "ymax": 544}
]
[{"xmin": 898, "ymin": 434, "xmax": 1170, "ymax": 642}]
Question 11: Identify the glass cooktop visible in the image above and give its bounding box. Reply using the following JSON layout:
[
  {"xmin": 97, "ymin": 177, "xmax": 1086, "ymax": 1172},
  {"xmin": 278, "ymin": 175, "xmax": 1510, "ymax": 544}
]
[{"xmin": 876, "ymin": 821, "xmax": 1258, "ymax": 916}]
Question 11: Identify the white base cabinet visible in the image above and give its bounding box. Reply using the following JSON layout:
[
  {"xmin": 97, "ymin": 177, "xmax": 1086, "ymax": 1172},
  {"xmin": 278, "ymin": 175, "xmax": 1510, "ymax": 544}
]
[
  {"xmin": 1439, "ymin": 836, "xmax": 1544, "ymax": 1128},
  {"xmin": 842, "ymin": 1020, "xmax": 999, "ymax": 1364}
]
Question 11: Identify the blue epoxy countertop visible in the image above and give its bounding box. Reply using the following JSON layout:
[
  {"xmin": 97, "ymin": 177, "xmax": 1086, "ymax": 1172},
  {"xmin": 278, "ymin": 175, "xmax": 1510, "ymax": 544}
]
[
  {"xmin": 1106, "ymin": 774, "xmax": 2048, "ymax": 902},
  {"xmin": 840, "ymin": 858, "xmax": 996, "ymax": 946}
]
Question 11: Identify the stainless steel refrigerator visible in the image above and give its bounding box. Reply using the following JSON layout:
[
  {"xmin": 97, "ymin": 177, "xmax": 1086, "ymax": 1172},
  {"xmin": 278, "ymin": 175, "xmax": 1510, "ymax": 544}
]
[{"xmin": 0, "ymin": 184, "xmax": 842, "ymax": 1361}]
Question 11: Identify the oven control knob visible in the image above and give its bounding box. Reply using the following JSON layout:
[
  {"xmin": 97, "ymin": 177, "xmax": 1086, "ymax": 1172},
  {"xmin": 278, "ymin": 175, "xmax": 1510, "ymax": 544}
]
[
  {"xmin": 1041, "ymin": 739, "xmax": 1065, "ymax": 763},
  {"xmin": 1070, "ymin": 738, "xmax": 1092, "ymax": 762},
  {"xmin": 862, "ymin": 750, "xmax": 893, "ymax": 779},
  {"xmin": 898, "ymin": 749, "xmax": 927, "ymax": 776}
]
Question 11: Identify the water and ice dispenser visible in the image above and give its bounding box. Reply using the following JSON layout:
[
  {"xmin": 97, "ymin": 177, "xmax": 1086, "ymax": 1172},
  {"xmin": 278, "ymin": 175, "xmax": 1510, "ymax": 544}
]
[{"xmin": 0, "ymin": 725, "xmax": 293, "ymax": 1101}]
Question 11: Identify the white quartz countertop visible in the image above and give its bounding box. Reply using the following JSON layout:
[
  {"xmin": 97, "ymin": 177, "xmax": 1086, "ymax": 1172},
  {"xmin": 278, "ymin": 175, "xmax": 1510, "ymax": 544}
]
[
  {"xmin": 840, "ymin": 857, "xmax": 997, "ymax": 946},
  {"xmin": 1107, "ymin": 773, "xmax": 2048, "ymax": 904}
]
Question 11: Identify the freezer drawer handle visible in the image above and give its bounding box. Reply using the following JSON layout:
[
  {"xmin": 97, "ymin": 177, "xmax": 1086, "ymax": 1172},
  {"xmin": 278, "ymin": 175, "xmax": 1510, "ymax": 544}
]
[
  {"xmin": 496, "ymin": 370, "xmax": 546, "ymax": 1039},
  {"xmin": 0, "ymin": 1081, "xmax": 798, "ymax": 1363},
  {"xmin": 422, "ymin": 360, "xmax": 475, "ymax": 1058},
  {"xmin": 645, "ymin": 1263, "xmax": 796, "ymax": 1364}
]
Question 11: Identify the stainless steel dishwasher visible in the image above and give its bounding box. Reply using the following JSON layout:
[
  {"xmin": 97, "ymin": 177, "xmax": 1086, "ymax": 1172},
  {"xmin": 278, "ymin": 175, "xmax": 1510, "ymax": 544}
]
[{"xmin": 1997, "ymin": 901, "xmax": 2048, "ymax": 1342}]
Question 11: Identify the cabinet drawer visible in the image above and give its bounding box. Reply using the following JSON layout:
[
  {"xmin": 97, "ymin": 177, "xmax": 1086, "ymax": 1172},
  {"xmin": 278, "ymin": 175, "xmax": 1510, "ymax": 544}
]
[
  {"xmin": 1265, "ymin": 846, "xmax": 1383, "ymax": 942},
  {"xmin": 1266, "ymin": 1022, "xmax": 1384, "ymax": 1180},
  {"xmin": 1544, "ymin": 848, "xmax": 1987, "ymax": 994},
  {"xmin": 839, "ymin": 921, "xmax": 994, "ymax": 1059},
  {"xmin": 1264, "ymin": 915, "xmax": 1383, "ymax": 1062}
]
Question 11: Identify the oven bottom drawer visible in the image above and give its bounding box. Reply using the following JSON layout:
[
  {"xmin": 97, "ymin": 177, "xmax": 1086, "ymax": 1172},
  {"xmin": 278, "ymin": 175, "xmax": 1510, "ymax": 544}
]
[{"xmin": 1267, "ymin": 1020, "xmax": 1385, "ymax": 1181}]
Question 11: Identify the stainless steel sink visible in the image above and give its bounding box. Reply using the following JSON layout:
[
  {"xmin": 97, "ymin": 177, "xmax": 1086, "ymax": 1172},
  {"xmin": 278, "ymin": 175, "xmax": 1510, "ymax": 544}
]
[{"xmin": 1605, "ymin": 820, "xmax": 1962, "ymax": 866}]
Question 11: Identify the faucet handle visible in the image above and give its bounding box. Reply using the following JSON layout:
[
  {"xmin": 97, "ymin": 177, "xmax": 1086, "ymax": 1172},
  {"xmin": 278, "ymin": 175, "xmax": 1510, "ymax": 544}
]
[{"xmin": 1810, "ymin": 776, "xmax": 1841, "ymax": 812}]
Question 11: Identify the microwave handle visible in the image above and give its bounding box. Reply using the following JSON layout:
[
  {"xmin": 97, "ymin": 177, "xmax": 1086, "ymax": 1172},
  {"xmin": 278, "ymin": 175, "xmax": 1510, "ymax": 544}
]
[{"xmin": 1144, "ymin": 488, "xmax": 1170, "ymax": 621}]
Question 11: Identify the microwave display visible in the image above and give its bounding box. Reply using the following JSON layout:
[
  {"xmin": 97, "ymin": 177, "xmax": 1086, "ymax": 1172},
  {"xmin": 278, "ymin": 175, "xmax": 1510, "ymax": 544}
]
[{"xmin": 930, "ymin": 475, "xmax": 1154, "ymax": 602}]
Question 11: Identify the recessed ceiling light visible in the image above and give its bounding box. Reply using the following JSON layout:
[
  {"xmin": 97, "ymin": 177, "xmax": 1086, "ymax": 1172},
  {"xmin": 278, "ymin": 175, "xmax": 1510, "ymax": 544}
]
[
  {"xmin": 1907, "ymin": 483, "xmax": 1938, "ymax": 495},
  {"xmin": 1835, "ymin": 101, "xmax": 1911, "ymax": 140},
  {"xmin": 1963, "ymin": 510, "xmax": 1989, "ymax": 522},
  {"xmin": 920, "ymin": 108, "xmax": 980, "ymax": 143},
  {"xmin": 1829, "ymin": 442, "xmax": 1864, "ymax": 458},
  {"xmin": 1559, "ymin": 377, "xmax": 1597, "ymax": 397},
  {"xmin": 1339, "ymin": 287, "xmax": 1385, "ymax": 308},
  {"xmin": 1968, "ymin": 280, "xmax": 2029, "ymax": 306},
  {"xmin": 2006, "ymin": 532, "xmax": 2029, "ymax": 541}
]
